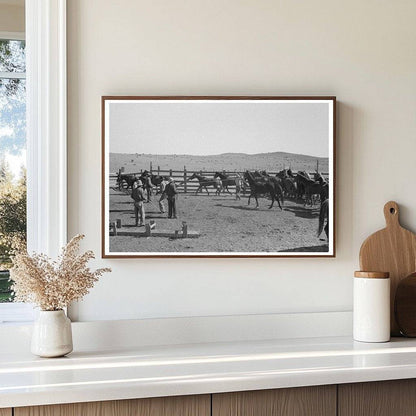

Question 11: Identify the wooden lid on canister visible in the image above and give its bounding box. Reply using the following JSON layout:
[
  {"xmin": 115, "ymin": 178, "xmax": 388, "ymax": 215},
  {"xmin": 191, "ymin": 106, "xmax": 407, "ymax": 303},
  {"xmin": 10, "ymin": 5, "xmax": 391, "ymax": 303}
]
[{"xmin": 354, "ymin": 271, "xmax": 390, "ymax": 279}]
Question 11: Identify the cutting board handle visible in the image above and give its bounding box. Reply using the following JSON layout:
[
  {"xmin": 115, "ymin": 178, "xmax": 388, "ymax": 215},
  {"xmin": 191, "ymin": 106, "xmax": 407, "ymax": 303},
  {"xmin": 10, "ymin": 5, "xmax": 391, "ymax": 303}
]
[{"xmin": 384, "ymin": 201, "xmax": 400, "ymax": 228}]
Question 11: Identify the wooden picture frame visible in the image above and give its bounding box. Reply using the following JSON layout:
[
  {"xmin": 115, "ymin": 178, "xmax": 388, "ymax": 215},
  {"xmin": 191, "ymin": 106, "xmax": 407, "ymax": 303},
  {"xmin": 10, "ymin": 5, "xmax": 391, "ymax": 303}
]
[{"xmin": 102, "ymin": 96, "xmax": 336, "ymax": 258}]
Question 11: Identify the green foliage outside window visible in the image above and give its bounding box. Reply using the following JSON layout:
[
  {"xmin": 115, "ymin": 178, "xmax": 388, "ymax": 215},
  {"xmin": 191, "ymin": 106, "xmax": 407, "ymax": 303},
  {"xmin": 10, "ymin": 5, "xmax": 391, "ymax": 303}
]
[{"xmin": 0, "ymin": 161, "xmax": 26, "ymax": 302}]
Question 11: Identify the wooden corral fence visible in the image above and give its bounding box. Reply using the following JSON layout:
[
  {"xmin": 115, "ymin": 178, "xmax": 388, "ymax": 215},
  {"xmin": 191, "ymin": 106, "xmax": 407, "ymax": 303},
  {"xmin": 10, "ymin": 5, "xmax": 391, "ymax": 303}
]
[{"xmin": 110, "ymin": 164, "xmax": 329, "ymax": 195}]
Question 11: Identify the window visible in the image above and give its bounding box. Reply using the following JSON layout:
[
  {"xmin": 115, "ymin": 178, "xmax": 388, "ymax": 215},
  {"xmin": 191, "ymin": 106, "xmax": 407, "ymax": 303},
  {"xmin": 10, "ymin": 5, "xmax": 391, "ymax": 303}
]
[
  {"xmin": 0, "ymin": 1, "xmax": 67, "ymax": 323},
  {"xmin": 0, "ymin": 34, "xmax": 26, "ymax": 307}
]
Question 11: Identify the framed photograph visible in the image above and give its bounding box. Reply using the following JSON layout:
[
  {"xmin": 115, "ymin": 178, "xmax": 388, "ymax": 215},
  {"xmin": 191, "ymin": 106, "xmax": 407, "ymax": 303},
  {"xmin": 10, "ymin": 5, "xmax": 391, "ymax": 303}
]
[{"xmin": 102, "ymin": 96, "xmax": 336, "ymax": 258}]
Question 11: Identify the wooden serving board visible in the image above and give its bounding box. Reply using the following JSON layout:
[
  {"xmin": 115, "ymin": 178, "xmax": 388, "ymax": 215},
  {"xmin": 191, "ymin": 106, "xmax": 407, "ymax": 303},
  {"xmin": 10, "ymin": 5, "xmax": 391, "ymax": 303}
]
[{"xmin": 359, "ymin": 201, "xmax": 416, "ymax": 335}]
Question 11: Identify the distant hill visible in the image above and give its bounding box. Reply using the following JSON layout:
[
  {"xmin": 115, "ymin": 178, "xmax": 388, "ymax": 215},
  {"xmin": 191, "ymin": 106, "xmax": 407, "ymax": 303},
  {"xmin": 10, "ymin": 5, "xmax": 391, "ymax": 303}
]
[{"xmin": 110, "ymin": 151, "xmax": 329, "ymax": 174}]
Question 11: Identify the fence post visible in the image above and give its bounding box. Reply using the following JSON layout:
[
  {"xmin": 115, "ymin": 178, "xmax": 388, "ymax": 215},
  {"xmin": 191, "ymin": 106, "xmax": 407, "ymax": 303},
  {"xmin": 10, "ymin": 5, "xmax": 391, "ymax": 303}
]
[
  {"xmin": 169, "ymin": 169, "xmax": 172, "ymax": 177},
  {"xmin": 157, "ymin": 165, "xmax": 160, "ymax": 175},
  {"xmin": 150, "ymin": 161, "xmax": 153, "ymax": 173},
  {"xmin": 184, "ymin": 165, "xmax": 187, "ymax": 193}
]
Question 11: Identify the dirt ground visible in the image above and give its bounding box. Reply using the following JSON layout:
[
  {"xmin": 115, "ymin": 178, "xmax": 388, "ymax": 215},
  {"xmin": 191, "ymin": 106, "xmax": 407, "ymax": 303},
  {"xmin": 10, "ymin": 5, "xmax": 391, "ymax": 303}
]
[{"xmin": 108, "ymin": 187, "xmax": 329, "ymax": 253}]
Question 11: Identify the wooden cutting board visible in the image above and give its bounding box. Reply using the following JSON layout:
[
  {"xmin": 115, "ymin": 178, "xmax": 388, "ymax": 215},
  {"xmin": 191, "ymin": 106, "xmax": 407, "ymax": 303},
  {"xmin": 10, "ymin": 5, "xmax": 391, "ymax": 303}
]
[{"xmin": 359, "ymin": 201, "xmax": 416, "ymax": 335}]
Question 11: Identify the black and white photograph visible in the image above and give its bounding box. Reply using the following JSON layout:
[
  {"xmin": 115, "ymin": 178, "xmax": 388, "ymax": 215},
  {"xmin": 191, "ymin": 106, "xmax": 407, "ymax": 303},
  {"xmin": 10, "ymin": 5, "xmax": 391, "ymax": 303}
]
[{"xmin": 102, "ymin": 97, "xmax": 335, "ymax": 257}]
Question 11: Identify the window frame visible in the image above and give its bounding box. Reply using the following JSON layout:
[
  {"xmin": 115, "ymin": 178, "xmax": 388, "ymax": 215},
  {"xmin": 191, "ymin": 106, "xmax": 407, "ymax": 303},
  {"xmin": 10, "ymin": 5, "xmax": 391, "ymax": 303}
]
[
  {"xmin": 0, "ymin": 31, "xmax": 24, "ymax": 41},
  {"xmin": 0, "ymin": 0, "xmax": 67, "ymax": 323},
  {"xmin": 26, "ymin": 0, "xmax": 67, "ymax": 258},
  {"xmin": 0, "ymin": 31, "xmax": 28, "ymax": 320}
]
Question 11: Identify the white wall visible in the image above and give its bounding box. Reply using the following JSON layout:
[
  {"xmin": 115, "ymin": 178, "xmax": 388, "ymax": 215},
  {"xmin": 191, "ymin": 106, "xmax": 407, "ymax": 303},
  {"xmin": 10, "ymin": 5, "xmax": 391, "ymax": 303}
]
[{"xmin": 67, "ymin": 0, "xmax": 416, "ymax": 322}]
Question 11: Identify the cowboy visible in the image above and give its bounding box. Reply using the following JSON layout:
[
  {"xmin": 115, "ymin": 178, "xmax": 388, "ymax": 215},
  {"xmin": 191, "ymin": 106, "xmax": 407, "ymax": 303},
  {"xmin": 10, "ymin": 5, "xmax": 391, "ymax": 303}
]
[
  {"xmin": 235, "ymin": 179, "xmax": 241, "ymax": 201},
  {"xmin": 142, "ymin": 171, "xmax": 154, "ymax": 202},
  {"xmin": 131, "ymin": 180, "xmax": 146, "ymax": 226},
  {"xmin": 165, "ymin": 177, "xmax": 178, "ymax": 219},
  {"xmin": 158, "ymin": 176, "xmax": 169, "ymax": 213}
]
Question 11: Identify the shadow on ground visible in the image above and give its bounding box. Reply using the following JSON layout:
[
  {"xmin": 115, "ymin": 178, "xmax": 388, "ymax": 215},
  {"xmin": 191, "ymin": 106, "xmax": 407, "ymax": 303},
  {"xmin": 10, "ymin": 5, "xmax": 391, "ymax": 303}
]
[
  {"xmin": 283, "ymin": 205, "xmax": 319, "ymax": 219},
  {"xmin": 279, "ymin": 244, "xmax": 329, "ymax": 252},
  {"xmin": 215, "ymin": 203, "xmax": 283, "ymax": 211}
]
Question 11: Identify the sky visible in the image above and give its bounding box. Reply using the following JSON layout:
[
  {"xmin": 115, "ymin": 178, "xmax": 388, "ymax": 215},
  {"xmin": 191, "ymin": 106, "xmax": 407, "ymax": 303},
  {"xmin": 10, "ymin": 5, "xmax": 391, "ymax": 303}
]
[
  {"xmin": 4, "ymin": 149, "xmax": 25, "ymax": 179},
  {"xmin": 108, "ymin": 100, "xmax": 331, "ymax": 158},
  {"xmin": 0, "ymin": 40, "xmax": 26, "ymax": 181},
  {"xmin": 0, "ymin": 96, "xmax": 26, "ymax": 181}
]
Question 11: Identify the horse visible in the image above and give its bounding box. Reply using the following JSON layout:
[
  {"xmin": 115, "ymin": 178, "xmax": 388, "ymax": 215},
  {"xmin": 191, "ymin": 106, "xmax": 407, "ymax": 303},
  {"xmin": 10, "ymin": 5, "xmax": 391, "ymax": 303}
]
[
  {"xmin": 276, "ymin": 169, "xmax": 290, "ymax": 179},
  {"xmin": 116, "ymin": 172, "xmax": 137, "ymax": 190},
  {"xmin": 276, "ymin": 169, "xmax": 297, "ymax": 198},
  {"xmin": 234, "ymin": 172, "xmax": 248, "ymax": 199},
  {"xmin": 214, "ymin": 172, "xmax": 246, "ymax": 198},
  {"xmin": 214, "ymin": 172, "xmax": 233, "ymax": 194},
  {"xmin": 259, "ymin": 171, "xmax": 285, "ymax": 206},
  {"xmin": 318, "ymin": 199, "xmax": 329, "ymax": 238},
  {"xmin": 295, "ymin": 173, "xmax": 324, "ymax": 206},
  {"xmin": 313, "ymin": 172, "xmax": 329, "ymax": 201},
  {"xmin": 188, "ymin": 173, "xmax": 222, "ymax": 196},
  {"xmin": 260, "ymin": 170, "xmax": 281, "ymax": 186},
  {"xmin": 243, "ymin": 171, "xmax": 283, "ymax": 210},
  {"xmin": 259, "ymin": 170, "xmax": 272, "ymax": 178},
  {"xmin": 139, "ymin": 171, "xmax": 164, "ymax": 193},
  {"xmin": 253, "ymin": 170, "xmax": 267, "ymax": 179},
  {"xmin": 298, "ymin": 170, "xmax": 311, "ymax": 179}
]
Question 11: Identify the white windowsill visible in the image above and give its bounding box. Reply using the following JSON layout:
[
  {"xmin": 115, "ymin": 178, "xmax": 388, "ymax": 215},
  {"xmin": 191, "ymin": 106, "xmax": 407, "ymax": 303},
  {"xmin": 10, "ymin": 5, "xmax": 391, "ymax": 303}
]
[{"xmin": 0, "ymin": 303, "xmax": 35, "ymax": 324}]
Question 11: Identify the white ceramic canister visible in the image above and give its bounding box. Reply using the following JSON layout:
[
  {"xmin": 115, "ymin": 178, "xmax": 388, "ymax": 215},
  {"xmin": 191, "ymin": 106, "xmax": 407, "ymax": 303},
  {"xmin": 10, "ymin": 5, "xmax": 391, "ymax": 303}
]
[
  {"xmin": 353, "ymin": 271, "xmax": 390, "ymax": 343},
  {"xmin": 31, "ymin": 310, "xmax": 73, "ymax": 357}
]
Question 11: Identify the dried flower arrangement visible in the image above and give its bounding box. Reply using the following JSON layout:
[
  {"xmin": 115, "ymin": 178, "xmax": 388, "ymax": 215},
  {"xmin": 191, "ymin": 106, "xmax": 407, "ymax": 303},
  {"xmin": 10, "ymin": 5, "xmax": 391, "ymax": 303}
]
[{"xmin": 10, "ymin": 234, "xmax": 111, "ymax": 311}]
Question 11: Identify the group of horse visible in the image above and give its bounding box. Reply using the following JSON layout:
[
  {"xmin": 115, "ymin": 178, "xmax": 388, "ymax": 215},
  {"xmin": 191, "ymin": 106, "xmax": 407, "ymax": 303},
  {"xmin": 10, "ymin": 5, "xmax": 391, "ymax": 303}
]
[
  {"xmin": 116, "ymin": 170, "xmax": 245, "ymax": 198},
  {"xmin": 116, "ymin": 170, "xmax": 163, "ymax": 191},
  {"xmin": 187, "ymin": 172, "xmax": 245, "ymax": 198},
  {"xmin": 187, "ymin": 169, "xmax": 328, "ymax": 207},
  {"xmin": 275, "ymin": 168, "xmax": 328, "ymax": 207},
  {"xmin": 116, "ymin": 168, "xmax": 329, "ymax": 238},
  {"xmin": 241, "ymin": 169, "xmax": 329, "ymax": 239}
]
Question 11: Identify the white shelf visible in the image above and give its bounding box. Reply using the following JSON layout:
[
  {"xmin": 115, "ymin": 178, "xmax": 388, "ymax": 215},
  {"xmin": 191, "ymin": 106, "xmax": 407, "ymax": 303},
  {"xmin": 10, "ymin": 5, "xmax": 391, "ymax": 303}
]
[{"xmin": 2, "ymin": 335, "xmax": 416, "ymax": 408}]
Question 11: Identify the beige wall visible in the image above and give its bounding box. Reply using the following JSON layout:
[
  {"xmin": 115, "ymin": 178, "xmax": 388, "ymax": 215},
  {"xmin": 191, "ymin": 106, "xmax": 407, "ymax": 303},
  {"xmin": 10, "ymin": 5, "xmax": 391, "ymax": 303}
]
[
  {"xmin": 0, "ymin": 4, "xmax": 24, "ymax": 33},
  {"xmin": 67, "ymin": 0, "xmax": 416, "ymax": 321}
]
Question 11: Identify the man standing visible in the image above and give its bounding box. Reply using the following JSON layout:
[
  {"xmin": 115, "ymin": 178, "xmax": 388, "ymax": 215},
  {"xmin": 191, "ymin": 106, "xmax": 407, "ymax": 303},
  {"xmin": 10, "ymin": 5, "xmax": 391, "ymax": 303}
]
[
  {"xmin": 131, "ymin": 180, "xmax": 146, "ymax": 226},
  {"xmin": 158, "ymin": 176, "xmax": 169, "ymax": 213},
  {"xmin": 165, "ymin": 177, "xmax": 178, "ymax": 219},
  {"xmin": 144, "ymin": 173, "xmax": 154, "ymax": 202}
]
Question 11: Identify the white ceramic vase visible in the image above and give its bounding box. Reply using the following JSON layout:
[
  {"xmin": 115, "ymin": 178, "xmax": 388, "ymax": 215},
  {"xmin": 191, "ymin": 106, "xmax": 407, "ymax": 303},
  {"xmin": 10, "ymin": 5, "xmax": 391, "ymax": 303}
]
[{"xmin": 31, "ymin": 310, "xmax": 73, "ymax": 358}]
